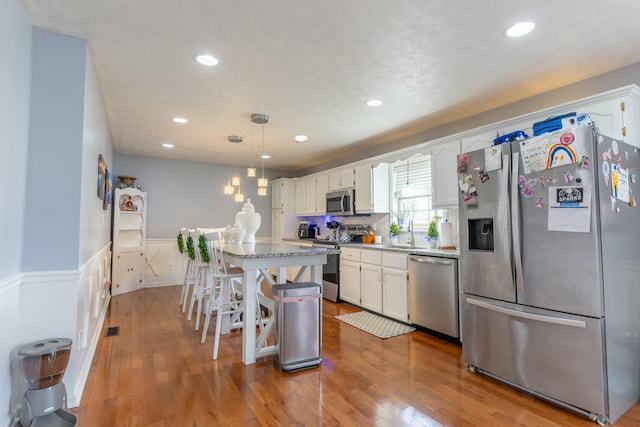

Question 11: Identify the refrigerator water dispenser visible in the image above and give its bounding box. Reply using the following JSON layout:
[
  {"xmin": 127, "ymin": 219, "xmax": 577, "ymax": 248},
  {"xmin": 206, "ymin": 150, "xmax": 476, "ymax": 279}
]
[{"xmin": 468, "ymin": 218, "xmax": 494, "ymax": 251}]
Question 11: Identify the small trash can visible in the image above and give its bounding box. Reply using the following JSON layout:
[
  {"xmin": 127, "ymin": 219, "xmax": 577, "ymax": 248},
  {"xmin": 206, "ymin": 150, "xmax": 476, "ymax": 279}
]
[{"xmin": 273, "ymin": 282, "xmax": 322, "ymax": 371}]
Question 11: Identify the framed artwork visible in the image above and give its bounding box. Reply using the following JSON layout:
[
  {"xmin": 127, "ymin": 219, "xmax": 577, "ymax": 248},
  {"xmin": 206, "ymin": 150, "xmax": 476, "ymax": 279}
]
[
  {"xmin": 104, "ymin": 169, "xmax": 113, "ymax": 210},
  {"xmin": 97, "ymin": 154, "xmax": 107, "ymax": 199}
]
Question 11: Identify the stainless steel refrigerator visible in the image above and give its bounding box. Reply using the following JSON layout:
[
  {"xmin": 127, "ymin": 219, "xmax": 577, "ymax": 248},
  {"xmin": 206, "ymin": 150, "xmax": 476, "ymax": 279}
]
[{"xmin": 457, "ymin": 125, "xmax": 640, "ymax": 425}]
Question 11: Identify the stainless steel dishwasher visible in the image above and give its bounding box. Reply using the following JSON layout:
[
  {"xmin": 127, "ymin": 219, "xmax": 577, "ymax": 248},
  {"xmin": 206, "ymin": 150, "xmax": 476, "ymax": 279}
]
[{"xmin": 408, "ymin": 255, "xmax": 459, "ymax": 338}]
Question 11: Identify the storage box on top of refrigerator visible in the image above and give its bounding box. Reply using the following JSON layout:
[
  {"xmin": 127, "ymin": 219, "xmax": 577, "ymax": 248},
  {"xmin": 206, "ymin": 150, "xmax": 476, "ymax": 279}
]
[{"xmin": 457, "ymin": 124, "xmax": 640, "ymax": 425}]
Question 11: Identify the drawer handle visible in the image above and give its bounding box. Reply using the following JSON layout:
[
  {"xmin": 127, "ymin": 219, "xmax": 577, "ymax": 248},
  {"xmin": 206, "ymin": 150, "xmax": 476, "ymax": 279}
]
[{"xmin": 467, "ymin": 298, "xmax": 586, "ymax": 328}]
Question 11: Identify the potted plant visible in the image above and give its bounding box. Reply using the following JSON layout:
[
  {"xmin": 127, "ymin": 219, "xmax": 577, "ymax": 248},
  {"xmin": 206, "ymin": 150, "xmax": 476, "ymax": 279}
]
[
  {"xmin": 389, "ymin": 222, "xmax": 400, "ymax": 245},
  {"xmin": 427, "ymin": 217, "xmax": 441, "ymax": 248}
]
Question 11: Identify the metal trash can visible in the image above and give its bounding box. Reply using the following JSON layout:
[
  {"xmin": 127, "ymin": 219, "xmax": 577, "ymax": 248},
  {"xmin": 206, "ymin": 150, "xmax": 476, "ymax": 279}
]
[{"xmin": 273, "ymin": 282, "xmax": 322, "ymax": 371}]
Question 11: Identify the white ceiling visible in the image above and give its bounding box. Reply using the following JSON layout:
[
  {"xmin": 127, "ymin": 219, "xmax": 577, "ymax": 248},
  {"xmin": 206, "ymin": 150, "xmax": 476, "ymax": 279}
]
[{"xmin": 21, "ymin": 0, "xmax": 640, "ymax": 172}]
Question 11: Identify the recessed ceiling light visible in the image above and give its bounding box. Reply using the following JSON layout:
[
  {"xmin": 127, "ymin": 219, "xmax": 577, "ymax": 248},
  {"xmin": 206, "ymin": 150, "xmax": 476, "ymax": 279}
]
[
  {"xmin": 294, "ymin": 135, "xmax": 308, "ymax": 142},
  {"xmin": 162, "ymin": 143, "xmax": 174, "ymax": 148},
  {"xmin": 366, "ymin": 99, "xmax": 383, "ymax": 107},
  {"xmin": 506, "ymin": 21, "xmax": 535, "ymax": 38},
  {"xmin": 261, "ymin": 154, "xmax": 271, "ymax": 159},
  {"xmin": 173, "ymin": 117, "xmax": 188, "ymax": 124},
  {"xmin": 195, "ymin": 54, "xmax": 219, "ymax": 66}
]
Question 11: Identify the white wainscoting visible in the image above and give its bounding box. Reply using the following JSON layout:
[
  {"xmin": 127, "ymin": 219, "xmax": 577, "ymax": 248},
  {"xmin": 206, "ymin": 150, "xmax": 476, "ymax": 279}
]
[
  {"xmin": 144, "ymin": 238, "xmax": 185, "ymax": 287},
  {"xmin": 4, "ymin": 244, "xmax": 112, "ymax": 425}
]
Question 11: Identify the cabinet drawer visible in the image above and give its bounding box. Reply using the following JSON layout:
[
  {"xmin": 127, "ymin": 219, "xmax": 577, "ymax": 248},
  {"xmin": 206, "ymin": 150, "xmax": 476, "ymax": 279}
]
[
  {"xmin": 361, "ymin": 249, "xmax": 382, "ymax": 265},
  {"xmin": 340, "ymin": 247, "xmax": 360, "ymax": 261},
  {"xmin": 383, "ymin": 252, "xmax": 407, "ymax": 269}
]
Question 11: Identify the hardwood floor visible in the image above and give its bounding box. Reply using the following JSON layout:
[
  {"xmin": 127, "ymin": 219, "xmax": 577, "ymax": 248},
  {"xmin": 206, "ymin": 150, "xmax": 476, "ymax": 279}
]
[{"xmin": 71, "ymin": 286, "xmax": 640, "ymax": 426}]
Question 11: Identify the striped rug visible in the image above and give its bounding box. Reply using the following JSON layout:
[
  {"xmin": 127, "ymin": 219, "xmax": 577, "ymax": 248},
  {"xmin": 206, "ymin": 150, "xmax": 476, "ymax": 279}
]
[{"xmin": 335, "ymin": 311, "xmax": 415, "ymax": 339}]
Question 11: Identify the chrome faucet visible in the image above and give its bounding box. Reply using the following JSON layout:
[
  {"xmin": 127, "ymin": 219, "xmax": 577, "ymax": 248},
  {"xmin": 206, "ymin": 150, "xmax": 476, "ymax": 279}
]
[{"xmin": 407, "ymin": 219, "xmax": 415, "ymax": 246}]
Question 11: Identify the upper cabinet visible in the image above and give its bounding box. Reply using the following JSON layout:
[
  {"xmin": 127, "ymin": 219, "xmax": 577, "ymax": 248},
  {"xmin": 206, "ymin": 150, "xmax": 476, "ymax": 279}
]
[
  {"xmin": 431, "ymin": 140, "xmax": 461, "ymax": 208},
  {"xmin": 272, "ymin": 177, "xmax": 296, "ymax": 210},
  {"xmin": 315, "ymin": 174, "xmax": 328, "ymax": 215},
  {"xmin": 354, "ymin": 163, "xmax": 389, "ymax": 214},
  {"xmin": 328, "ymin": 168, "xmax": 355, "ymax": 191}
]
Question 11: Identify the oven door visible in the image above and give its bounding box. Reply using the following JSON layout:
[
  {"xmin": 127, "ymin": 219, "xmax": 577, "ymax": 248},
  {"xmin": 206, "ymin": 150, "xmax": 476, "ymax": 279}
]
[{"xmin": 312, "ymin": 242, "xmax": 340, "ymax": 302}]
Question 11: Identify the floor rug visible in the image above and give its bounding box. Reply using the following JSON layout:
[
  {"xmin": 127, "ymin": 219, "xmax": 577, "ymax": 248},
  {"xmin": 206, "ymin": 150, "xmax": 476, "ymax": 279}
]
[{"xmin": 335, "ymin": 311, "xmax": 415, "ymax": 339}]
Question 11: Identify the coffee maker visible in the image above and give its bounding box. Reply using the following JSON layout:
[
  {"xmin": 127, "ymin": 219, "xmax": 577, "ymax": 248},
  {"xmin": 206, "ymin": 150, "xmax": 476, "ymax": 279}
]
[{"xmin": 298, "ymin": 221, "xmax": 318, "ymax": 239}]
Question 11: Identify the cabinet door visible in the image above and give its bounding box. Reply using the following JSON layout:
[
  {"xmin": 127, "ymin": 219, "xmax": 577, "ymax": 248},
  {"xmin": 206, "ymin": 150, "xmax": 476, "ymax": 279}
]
[
  {"xmin": 354, "ymin": 164, "xmax": 373, "ymax": 213},
  {"xmin": 339, "ymin": 260, "xmax": 361, "ymax": 306},
  {"xmin": 271, "ymin": 210, "xmax": 282, "ymax": 242},
  {"xmin": 341, "ymin": 168, "xmax": 355, "ymax": 188},
  {"xmin": 360, "ymin": 263, "xmax": 382, "ymax": 313},
  {"xmin": 305, "ymin": 178, "xmax": 316, "ymax": 214},
  {"xmin": 295, "ymin": 180, "xmax": 306, "ymax": 214},
  {"xmin": 460, "ymin": 129, "xmax": 496, "ymax": 153},
  {"xmin": 271, "ymin": 180, "xmax": 282, "ymax": 209},
  {"xmin": 315, "ymin": 174, "xmax": 328, "ymax": 214},
  {"xmin": 431, "ymin": 140, "xmax": 461, "ymax": 208},
  {"xmin": 112, "ymin": 251, "xmax": 145, "ymax": 296},
  {"xmin": 383, "ymin": 267, "xmax": 408, "ymax": 322}
]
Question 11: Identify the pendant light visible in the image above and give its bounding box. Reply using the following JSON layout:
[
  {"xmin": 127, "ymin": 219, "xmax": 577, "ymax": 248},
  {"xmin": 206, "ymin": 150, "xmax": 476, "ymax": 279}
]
[
  {"xmin": 229, "ymin": 135, "xmax": 242, "ymax": 187},
  {"xmin": 252, "ymin": 113, "xmax": 269, "ymax": 192},
  {"xmin": 247, "ymin": 120, "xmax": 257, "ymax": 178}
]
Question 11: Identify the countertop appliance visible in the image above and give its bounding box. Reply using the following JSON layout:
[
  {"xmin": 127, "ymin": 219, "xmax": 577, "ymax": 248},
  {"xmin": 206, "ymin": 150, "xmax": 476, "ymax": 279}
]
[
  {"xmin": 298, "ymin": 221, "xmax": 318, "ymax": 239},
  {"xmin": 408, "ymin": 255, "xmax": 458, "ymax": 339},
  {"xmin": 311, "ymin": 240, "xmax": 340, "ymax": 302},
  {"xmin": 326, "ymin": 188, "xmax": 355, "ymax": 216},
  {"xmin": 458, "ymin": 125, "xmax": 640, "ymax": 425},
  {"xmin": 346, "ymin": 225, "xmax": 370, "ymax": 243}
]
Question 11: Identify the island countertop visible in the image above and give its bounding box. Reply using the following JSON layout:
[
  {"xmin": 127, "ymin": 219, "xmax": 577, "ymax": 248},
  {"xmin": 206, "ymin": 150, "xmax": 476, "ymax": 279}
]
[{"xmin": 222, "ymin": 241, "xmax": 340, "ymax": 258}]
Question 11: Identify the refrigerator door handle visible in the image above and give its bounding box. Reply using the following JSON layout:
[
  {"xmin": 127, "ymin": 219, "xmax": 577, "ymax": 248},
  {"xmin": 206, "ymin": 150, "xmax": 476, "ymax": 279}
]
[
  {"xmin": 510, "ymin": 152, "xmax": 525, "ymax": 292},
  {"xmin": 467, "ymin": 298, "xmax": 587, "ymax": 328}
]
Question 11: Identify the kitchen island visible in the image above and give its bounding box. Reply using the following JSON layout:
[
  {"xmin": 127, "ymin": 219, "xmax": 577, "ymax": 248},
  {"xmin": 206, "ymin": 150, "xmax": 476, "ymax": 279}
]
[{"xmin": 222, "ymin": 242, "xmax": 338, "ymax": 365}]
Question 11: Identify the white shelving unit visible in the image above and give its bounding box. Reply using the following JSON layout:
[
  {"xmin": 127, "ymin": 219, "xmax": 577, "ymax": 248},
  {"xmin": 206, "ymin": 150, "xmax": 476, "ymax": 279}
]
[{"xmin": 112, "ymin": 187, "xmax": 147, "ymax": 295}]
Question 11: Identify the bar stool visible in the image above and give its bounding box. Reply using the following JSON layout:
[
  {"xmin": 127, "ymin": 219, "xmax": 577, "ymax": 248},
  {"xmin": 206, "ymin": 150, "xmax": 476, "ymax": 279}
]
[
  {"xmin": 187, "ymin": 231, "xmax": 213, "ymax": 330},
  {"xmin": 180, "ymin": 228, "xmax": 197, "ymax": 311}
]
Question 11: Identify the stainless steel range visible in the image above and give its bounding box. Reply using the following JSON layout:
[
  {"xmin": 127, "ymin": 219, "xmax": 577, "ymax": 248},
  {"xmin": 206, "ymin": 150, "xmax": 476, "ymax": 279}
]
[{"xmin": 311, "ymin": 240, "xmax": 340, "ymax": 302}]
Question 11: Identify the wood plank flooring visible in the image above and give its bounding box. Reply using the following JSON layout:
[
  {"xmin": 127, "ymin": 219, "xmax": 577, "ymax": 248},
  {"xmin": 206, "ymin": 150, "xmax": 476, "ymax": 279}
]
[{"xmin": 71, "ymin": 286, "xmax": 640, "ymax": 426}]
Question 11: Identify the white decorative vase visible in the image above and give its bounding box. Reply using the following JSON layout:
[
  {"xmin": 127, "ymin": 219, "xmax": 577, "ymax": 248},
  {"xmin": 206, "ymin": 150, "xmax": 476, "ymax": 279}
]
[
  {"xmin": 228, "ymin": 222, "xmax": 246, "ymax": 244},
  {"xmin": 235, "ymin": 198, "xmax": 261, "ymax": 243}
]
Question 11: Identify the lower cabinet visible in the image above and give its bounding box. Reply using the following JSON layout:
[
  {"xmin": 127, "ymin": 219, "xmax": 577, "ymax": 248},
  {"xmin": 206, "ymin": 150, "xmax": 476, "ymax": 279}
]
[
  {"xmin": 340, "ymin": 259, "xmax": 361, "ymax": 305},
  {"xmin": 339, "ymin": 247, "xmax": 408, "ymax": 322},
  {"xmin": 113, "ymin": 251, "xmax": 145, "ymax": 295}
]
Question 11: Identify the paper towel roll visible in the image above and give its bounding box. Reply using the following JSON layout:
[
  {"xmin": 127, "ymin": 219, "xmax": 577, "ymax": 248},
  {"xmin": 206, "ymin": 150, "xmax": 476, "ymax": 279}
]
[{"xmin": 438, "ymin": 222, "xmax": 455, "ymax": 249}]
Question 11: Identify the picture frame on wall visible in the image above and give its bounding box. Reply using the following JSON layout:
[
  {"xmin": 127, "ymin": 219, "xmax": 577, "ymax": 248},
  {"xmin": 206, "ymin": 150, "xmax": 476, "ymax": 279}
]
[
  {"xmin": 97, "ymin": 154, "xmax": 107, "ymax": 199},
  {"xmin": 104, "ymin": 169, "xmax": 113, "ymax": 210}
]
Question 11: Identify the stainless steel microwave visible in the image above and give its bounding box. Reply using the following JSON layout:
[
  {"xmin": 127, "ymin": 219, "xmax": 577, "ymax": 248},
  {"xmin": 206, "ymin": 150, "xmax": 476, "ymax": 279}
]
[{"xmin": 326, "ymin": 188, "xmax": 355, "ymax": 216}]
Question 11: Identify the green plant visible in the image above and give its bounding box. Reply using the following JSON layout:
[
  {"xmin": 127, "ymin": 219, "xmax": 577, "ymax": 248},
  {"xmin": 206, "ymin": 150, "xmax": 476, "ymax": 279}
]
[
  {"xmin": 198, "ymin": 234, "xmax": 210, "ymax": 263},
  {"xmin": 427, "ymin": 216, "xmax": 442, "ymax": 239},
  {"xmin": 186, "ymin": 235, "xmax": 196, "ymax": 260},
  {"xmin": 177, "ymin": 233, "xmax": 184, "ymax": 253},
  {"xmin": 390, "ymin": 222, "xmax": 400, "ymax": 236}
]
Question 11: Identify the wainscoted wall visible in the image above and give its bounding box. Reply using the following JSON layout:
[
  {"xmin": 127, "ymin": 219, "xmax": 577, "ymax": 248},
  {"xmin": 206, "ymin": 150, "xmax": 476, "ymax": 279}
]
[
  {"xmin": 143, "ymin": 239, "xmax": 185, "ymax": 287},
  {"xmin": 5, "ymin": 245, "xmax": 111, "ymax": 424}
]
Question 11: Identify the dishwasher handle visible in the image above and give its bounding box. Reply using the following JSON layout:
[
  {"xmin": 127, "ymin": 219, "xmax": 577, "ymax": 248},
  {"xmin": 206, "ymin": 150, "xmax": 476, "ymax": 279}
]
[{"xmin": 409, "ymin": 256, "xmax": 453, "ymax": 266}]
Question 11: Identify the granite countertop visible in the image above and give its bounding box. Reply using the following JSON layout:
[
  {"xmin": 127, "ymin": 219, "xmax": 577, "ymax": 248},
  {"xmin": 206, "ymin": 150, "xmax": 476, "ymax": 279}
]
[
  {"xmin": 284, "ymin": 238, "xmax": 459, "ymax": 259},
  {"xmin": 223, "ymin": 241, "xmax": 340, "ymax": 258},
  {"xmin": 340, "ymin": 242, "xmax": 459, "ymax": 259}
]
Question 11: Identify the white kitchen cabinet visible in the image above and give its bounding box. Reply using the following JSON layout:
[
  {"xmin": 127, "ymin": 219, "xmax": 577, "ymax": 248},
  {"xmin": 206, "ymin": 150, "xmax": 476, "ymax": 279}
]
[
  {"xmin": 295, "ymin": 179, "xmax": 306, "ymax": 215},
  {"xmin": 431, "ymin": 140, "xmax": 461, "ymax": 208},
  {"xmin": 381, "ymin": 252, "xmax": 408, "ymax": 322},
  {"xmin": 271, "ymin": 178, "xmax": 297, "ymax": 242},
  {"xmin": 354, "ymin": 163, "xmax": 390, "ymax": 214},
  {"xmin": 460, "ymin": 129, "xmax": 497, "ymax": 153},
  {"xmin": 340, "ymin": 259, "xmax": 361, "ymax": 306},
  {"xmin": 112, "ymin": 187, "xmax": 147, "ymax": 295},
  {"xmin": 329, "ymin": 168, "xmax": 355, "ymax": 190},
  {"xmin": 360, "ymin": 249, "xmax": 383, "ymax": 312},
  {"xmin": 306, "ymin": 178, "xmax": 317, "ymax": 214},
  {"xmin": 315, "ymin": 174, "xmax": 328, "ymax": 215}
]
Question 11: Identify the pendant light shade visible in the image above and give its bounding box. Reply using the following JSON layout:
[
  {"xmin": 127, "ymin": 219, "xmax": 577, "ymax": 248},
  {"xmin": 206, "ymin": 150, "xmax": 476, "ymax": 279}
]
[
  {"xmin": 247, "ymin": 167, "xmax": 257, "ymax": 178},
  {"xmin": 252, "ymin": 113, "xmax": 269, "ymax": 195}
]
